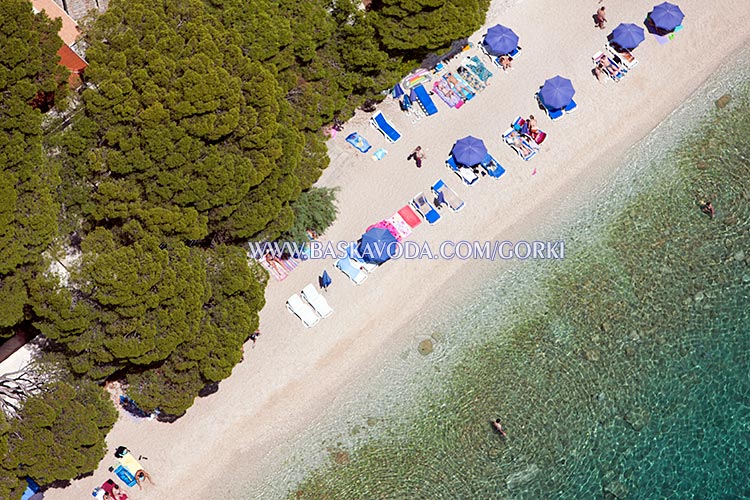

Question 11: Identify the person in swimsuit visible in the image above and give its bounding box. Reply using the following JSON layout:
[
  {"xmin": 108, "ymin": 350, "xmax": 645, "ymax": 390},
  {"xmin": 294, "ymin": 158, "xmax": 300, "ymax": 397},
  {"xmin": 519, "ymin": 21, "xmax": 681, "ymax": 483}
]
[{"xmin": 492, "ymin": 418, "xmax": 507, "ymax": 437}]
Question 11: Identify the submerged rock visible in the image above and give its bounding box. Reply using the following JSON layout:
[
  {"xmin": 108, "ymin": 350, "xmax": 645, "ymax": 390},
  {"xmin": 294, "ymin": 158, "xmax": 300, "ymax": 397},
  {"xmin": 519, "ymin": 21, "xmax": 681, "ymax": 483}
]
[
  {"xmin": 624, "ymin": 408, "xmax": 651, "ymax": 431},
  {"xmin": 603, "ymin": 479, "xmax": 629, "ymax": 499},
  {"xmin": 418, "ymin": 339, "xmax": 434, "ymax": 355},
  {"xmin": 715, "ymin": 93, "xmax": 731, "ymax": 109},
  {"xmin": 333, "ymin": 450, "xmax": 351, "ymax": 466},
  {"xmin": 734, "ymin": 250, "xmax": 745, "ymax": 262},
  {"xmin": 506, "ymin": 464, "xmax": 540, "ymax": 490},
  {"xmin": 584, "ymin": 349, "xmax": 601, "ymax": 362}
]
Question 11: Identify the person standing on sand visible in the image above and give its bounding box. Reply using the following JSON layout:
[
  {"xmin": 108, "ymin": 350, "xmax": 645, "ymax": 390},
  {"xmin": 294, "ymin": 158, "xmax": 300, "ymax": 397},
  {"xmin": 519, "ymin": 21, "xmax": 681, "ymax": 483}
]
[
  {"xmin": 408, "ymin": 146, "xmax": 426, "ymax": 168},
  {"xmin": 596, "ymin": 7, "xmax": 607, "ymax": 29}
]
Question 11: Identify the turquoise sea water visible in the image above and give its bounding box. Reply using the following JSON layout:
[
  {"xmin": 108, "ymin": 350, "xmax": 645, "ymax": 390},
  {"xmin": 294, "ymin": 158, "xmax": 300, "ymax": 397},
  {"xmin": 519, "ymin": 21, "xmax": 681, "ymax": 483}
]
[{"xmin": 236, "ymin": 50, "xmax": 750, "ymax": 500}]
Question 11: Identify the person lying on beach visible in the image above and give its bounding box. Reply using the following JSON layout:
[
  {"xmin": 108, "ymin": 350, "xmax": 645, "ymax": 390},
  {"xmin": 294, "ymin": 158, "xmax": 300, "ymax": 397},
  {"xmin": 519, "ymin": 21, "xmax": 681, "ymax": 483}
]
[
  {"xmin": 492, "ymin": 419, "xmax": 507, "ymax": 437},
  {"xmin": 134, "ymin": 469, "xmax": 154, "ymax": 490},
  {"xmin": 597, "ymin": 59, "xmax": 622, "ymax": 79},
  {"xmin": 265, "ymin": 252, "xmax": 284, "ymax": 274},
  {"xmin": 499, "ymin": 55, "xmax": 513, "ymax": 70},
  {"xmin": 445, "ymin": 73, "xmax": 472, "ymax": 96},
  {"xmin": 507, "ymin": 131, "xmax": 534, "ymax": 157}
]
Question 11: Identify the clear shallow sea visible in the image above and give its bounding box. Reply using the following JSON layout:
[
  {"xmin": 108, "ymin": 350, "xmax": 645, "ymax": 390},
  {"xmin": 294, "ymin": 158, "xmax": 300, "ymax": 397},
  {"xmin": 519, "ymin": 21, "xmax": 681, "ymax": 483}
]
[{"xmin": 236, "ymin": 49, "xmax": 750, "ymax": 500}]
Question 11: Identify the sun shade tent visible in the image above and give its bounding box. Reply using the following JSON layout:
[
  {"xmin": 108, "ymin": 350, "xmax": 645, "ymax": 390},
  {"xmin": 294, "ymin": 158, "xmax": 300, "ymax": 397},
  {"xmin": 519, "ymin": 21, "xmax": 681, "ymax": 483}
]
[
  {"xmin": 483, "ymin": 24, "xmax": 519, "ymax": 56},
  {"xmin": 539, "ymin": 76, "xmax": 575, "ymax": 110},
  {"xmin": 451, "ymin": 136, "xmax": 488, "ymax": 166},
  {"xmin": 650, "ymin": 2, "xmax": 684, "ymax": 32},
  {"xmin": 611, "ymin": 23, "xmax": 645, "ymax": 49},
  {"xmin": 410, "ymin": 84, "xmax": 438, "ymax": 116}
]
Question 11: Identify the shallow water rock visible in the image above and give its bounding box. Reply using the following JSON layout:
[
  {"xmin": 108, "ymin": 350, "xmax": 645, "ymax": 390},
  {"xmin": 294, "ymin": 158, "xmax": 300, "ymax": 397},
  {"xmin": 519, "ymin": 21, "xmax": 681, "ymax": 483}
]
[
  {"xmin": 624, "ymin": 408, "xmax": 650, "ymax": 431},
  {"xmin": 333, "ymin": 450, "xmax": 351, "ymax": 466},
  {"xmin": 734, "ymin": 250, "xmax": 745, "ymax": 262},
  {"xmin": 418, "ymin": 339, "xmax": 433, "ymax": 355},
  {"xmin": 366, "ymin": 417, "xmax": 379, "ymax": 426},
  {"xmin": 694, "ymin": 291, "xmax": 705, "ymax": 302},
  {"xmin": 715, "ymin": 93, "xmax": 731, "ymax": 109},
  {"xmin": 624, "ymin": 346, "xmax": 636, "ymax": 357},
  {"xmin": 603, "ymin": 479, "xmax": 629, "ymax": 499},
  {"xmin": 584, "ymin": 349, "xmax": 601, "ymax": 362},
  {"xmin": 431, "ymin": 331, "xmax": 444, "ymax": 342},
  {"xmin": 629, "ymin": 332, "xmax": 640, "ymax": 342},
  {"xmin": 506, "ymin": 464, "xmax": 540, "ymax": 490},
  {"xmin": 696, "ymin": 160, "xmax": 710, "ymax": 170},
  {"xmin": 742, "ymin": 274, "xmax": 750, "ymax": 283}
]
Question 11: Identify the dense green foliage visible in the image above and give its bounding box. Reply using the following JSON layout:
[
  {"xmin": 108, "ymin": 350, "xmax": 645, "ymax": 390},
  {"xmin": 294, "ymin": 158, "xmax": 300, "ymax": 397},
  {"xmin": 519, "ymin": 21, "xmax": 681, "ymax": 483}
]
[
  {"xmin": 0, "ymin": 379, "xmax": 117, "ymax": 499},
  {"xmin": 371, "ymin": 0, "xmax": 491, "ymax": 53},
  {"xmin": 1, "ymin": 0, "xmax": 493, "ymax": 491},
  {"xmin": 282, "ymin": 187, "xmax": 340, "ymax": 243},
  {"xmin": 0, "ymin": 0, "xmax": 67, "ymax": 339}
]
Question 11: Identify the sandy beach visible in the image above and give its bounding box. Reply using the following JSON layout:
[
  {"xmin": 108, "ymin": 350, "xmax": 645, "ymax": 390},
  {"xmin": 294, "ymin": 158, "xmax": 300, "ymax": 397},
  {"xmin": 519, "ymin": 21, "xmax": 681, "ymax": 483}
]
[{"xmin": 48, "ymin": 1, "xmax": 750, "ymax": 499}]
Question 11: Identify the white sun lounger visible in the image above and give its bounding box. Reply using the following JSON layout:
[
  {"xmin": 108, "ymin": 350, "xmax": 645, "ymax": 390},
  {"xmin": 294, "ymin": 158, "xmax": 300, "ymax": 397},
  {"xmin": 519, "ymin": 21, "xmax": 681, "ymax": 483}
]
[
  {"xmin": 335, "ymin": 257, "xmax": 368, "ymax": 285},
  {"xmin": 606, "ymin": 43, "xmax": 638, "ymax": 69},
  {"xmin": 431, "ymin": 179, "xmax": 464, "ymax": 212},
  {"xmin": 301, "ymin": 284, "xmax": 333, "ymax": 318},
  {"xmin": 286, "ymin": 293, "xmax": 320, "ymax": 327}
]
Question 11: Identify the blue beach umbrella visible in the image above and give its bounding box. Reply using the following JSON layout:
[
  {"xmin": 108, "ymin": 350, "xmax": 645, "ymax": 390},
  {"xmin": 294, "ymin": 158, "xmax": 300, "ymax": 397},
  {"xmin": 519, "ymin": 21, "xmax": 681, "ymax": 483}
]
[
  {"xmin": 611, "ymin": 23, "xmax": 645, "ymax": 49},
  {"xmin": 319, "ymin": 270, "xmax": 332, "ymax": 291},
  {"xmin": 539, "ymin": 76, "xmax": 575, "ymax": 110},
  {"xmin": 483, "ymin": 24, "xmax": 519, "ymax": 56},
  {"xmin": 451, "ymin": 136, "xmax": 488, "ymax": 167},
  {"xmin": 650, "ymin": 2, "xmax": 684, "ymax": 32},
  {"xmin": 358, "ymin": 227, "xmax": 399, "ymax": 264},
  {"xmin": 392, "ymin": 83, "xmax": 405, "ymax": 99}
]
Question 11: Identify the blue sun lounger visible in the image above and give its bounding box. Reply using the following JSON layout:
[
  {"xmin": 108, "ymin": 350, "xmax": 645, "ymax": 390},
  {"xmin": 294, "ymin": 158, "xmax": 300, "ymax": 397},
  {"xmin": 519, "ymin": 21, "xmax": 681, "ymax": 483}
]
[
  {"xmin": 410, "ymin": 84, "xmax": 438, "ymax": 116},
  {"xmin": 411, "ymin": 192, "xmax": 441, "ymax": 224},
  {"xmin": 370, "ymin": 111, "xmax": 401, "ymax": 143},
  {"xmin": 481, "ymin": 152, "xmax": 505, "ymax": 178},
  {"xmin": 536, "ymin": 93, "xmax": 564, "ymax": 121},
  {"xmin": 345, "ymin": 132, "xmax": 372, "ymax": 153}
]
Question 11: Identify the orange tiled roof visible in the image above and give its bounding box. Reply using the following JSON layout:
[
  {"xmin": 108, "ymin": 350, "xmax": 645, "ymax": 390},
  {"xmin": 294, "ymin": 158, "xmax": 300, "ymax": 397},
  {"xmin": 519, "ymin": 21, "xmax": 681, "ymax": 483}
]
[
  {"xmin": 57, "ymin": 43, "xmax": 87, "ymax": 87},
  {"xmin": 31, "ymin": 0, "xmax": 81, "ymax": 46}
]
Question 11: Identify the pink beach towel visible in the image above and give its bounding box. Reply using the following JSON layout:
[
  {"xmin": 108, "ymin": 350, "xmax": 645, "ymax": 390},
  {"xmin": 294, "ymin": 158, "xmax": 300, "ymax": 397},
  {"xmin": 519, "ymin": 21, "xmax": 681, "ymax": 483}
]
[
  {"xmin": 386, "ymin": 213, "xmax": 413, "ymax": 240},
  {"xmin": 366, "ymin": 220, "xmax": 402, "ymax": 241}
]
